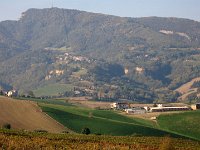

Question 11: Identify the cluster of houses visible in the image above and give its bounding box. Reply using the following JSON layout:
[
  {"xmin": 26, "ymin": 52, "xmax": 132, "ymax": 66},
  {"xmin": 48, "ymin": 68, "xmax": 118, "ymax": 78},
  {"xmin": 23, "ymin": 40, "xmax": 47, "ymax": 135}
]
[
  {"xmin": 111, "ymin": 102, "xmax": 200, "ymax": 114},
  {"xmin": 55, "ymin": 52, "xmax": 92, "ymax": 65}
]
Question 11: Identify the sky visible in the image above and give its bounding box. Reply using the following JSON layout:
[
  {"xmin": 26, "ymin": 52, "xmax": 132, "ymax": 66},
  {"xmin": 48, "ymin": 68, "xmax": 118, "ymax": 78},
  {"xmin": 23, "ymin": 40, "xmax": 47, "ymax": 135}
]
[{"xmin": 0, "ymin": 0, "xmax": 200, "ymax": 22}]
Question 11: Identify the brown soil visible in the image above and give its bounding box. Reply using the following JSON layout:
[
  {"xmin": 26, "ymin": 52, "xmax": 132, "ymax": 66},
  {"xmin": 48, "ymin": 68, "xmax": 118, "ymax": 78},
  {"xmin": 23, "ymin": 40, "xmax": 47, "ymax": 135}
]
[
  {"xmin": 0, "ymin": 96, "xmax": 66, "ymax": 133},
  {"xmin": 175, "ymin": 77, "xmax": 200, "ymax": 101},
  {"xmin": 175, "ymin": 77, "xmax": 200, "ymax": 94}
]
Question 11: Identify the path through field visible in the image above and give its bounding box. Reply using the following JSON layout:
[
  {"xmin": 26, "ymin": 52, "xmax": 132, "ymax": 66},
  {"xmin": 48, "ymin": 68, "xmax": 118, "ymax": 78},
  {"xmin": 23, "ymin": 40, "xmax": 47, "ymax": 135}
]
[
  {"xmin": 0, "ymin": 96, "xmax": 65, "ymax": 133},
  {"xmin": 175, "ymin": 77, "xmax": 200, "ymax": 100}
]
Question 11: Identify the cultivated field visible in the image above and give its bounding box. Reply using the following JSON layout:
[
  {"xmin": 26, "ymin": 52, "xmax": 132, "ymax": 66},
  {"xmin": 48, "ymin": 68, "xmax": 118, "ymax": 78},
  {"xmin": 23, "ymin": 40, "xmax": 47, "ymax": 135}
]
[
  {"xmin": 157, "ymin": 110, "xmax": 200, "ymax": 140},
  {"xmin": 67, "ymin": 97, "xmax": 111, "ymax": 109},
  {"xmin": 0, "ymin": 129, "xmax": 200, "ymax": 150},
  {"xmin": 0, "ymin": 96, "xmax": 66, "ymax": 133},
  {"xmin": 40, "ymin": 103, "xmax": 184, "ymax": 137}
]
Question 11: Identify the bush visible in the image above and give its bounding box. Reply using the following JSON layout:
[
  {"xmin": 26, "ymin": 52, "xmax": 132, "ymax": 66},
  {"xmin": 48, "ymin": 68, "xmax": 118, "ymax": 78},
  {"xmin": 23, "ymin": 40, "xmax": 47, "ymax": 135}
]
[
  {"xmin": 62, "ymin": 130, "xmax": 69, "ymax": 134},
  {"xmin": 2, "ymin": 123, "xmax": 11, "ymax": 129},
  {"xmin": 81, "ymin": 127, "xmax": 90, "ymax": 135},
  {"xmin": 34, "ymin": 130, "xmax": 48, "ymax": 133}
]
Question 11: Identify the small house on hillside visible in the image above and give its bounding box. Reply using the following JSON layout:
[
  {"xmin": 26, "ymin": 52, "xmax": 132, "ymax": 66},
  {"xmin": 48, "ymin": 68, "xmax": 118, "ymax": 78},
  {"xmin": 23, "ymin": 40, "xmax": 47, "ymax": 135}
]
[{"xmin": 111, "ymin": 102, "xmax": 129, "ymax": 110}]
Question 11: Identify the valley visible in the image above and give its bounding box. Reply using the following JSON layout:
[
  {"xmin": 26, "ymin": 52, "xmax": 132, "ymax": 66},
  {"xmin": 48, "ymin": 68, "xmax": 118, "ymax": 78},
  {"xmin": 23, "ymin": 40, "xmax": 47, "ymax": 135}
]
[
  {"xmin": 0, "ymin": 2, "xmax": 200, "ymax": 149},
  {"xmin": 0, "ymin": 96, "xmax": 199, "ymax": 141}
]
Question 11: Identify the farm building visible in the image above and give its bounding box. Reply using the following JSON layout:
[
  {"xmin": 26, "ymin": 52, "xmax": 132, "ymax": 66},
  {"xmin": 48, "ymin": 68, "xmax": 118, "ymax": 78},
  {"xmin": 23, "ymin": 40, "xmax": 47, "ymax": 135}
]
[
  {"xmin": 111, "ymin": 102, "xmax": 129, "ymax": 110},
  {"xmin": 146, "ymin": 104, "xmax": 191, "ymax": 112},
  {"xmin": 191, "ymin": 103, "xmax": 200, "ymax": 110},
  {"xmin": 6, "ymin": 90, "xmax": 18, "ymax": 97},
  {"xmin": 125, "ymin": 107, "xmax": 146, "ymax": 114}
]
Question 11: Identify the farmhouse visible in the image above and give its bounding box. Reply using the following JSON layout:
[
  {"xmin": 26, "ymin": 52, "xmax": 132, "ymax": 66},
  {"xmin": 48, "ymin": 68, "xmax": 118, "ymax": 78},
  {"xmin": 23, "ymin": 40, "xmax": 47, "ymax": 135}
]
[
  {"xmin": 111, "ymin": 102, "xmax": 129, "ymax": 110},
  {"xmin": 145, "ymin": 104, "xmax": 191, "ymax": 112},
  {"xmin": 191, "ymin": 103, "xmax": 200, "ymax": 110},
  {"xmin": 125, "ymin": 107, "xmax": 146, "ymax": 114},
  {"xmin": 6, "ymin": 90, "xmax": 18, "ymax": 97}
]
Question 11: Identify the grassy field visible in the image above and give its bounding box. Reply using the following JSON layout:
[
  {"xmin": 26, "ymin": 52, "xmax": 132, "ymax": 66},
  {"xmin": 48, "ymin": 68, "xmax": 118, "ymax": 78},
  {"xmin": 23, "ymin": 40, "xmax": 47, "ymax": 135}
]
[
  {"xmin": 15, "ymin": 97, "xmax": 72, "ymax": 106},
  {"xmin": 0, "ymin": 129, "xmax": 200, "ymax": 150},
  {"xmin": 13, "ymin": 97, "xmax": 200, "ymax": 140},
  {"xmin": 157, "ymin": 110, "xmax": 200, "ymax": 140},
  {"xmin": 33, "ymin": 83, "xmax": 72, "ymax": 97},
  {"xmin": 40, "ymin": 103, "xmax": 184, "ymax": 137}
]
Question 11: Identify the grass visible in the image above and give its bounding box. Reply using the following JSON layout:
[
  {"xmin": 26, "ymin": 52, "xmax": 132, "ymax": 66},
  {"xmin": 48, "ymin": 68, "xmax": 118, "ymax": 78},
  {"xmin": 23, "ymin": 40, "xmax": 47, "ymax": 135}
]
[
  {"xmin": 39, "ymin": 103, "xmax": 184, "ymax": 137},
  {"xmin": 33, "ymin": 83, "xmax": 72, "ymax": 97},
  {"xmin": 14, "ymin": 97, "xmax": 200, "ymax": 140},
  {"xmin": 0, "ymin": 129, "xmax": 200, "ymax": 149},
  {"xmin": 157, "ymin": 110, "xmax": 200, "ymax": 140},
  {"xmin": 15, "ymin": 97, "xmax": 72, "ymax": 106}
]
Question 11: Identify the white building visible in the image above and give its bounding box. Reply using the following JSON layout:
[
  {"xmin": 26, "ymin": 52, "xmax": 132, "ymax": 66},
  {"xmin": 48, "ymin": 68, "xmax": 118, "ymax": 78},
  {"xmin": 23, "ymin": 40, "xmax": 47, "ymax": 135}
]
[
  {"xmin": 6, "ymin": 90, "xmax": 18, "ymax": 97},
  {"xmin": 148, "ymin": 104, "xmax": 191, "ymax": 112},
  {"xmin": 191, "ymin": 104, "xmax": 200, "ymax": 110}
]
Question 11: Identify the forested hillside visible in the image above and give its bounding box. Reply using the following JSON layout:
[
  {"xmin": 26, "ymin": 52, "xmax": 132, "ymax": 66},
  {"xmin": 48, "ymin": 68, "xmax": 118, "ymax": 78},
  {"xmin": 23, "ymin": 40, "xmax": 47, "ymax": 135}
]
[{"xmin": 1, "ymin": 8, "xmax": 200, "ymax": 102}]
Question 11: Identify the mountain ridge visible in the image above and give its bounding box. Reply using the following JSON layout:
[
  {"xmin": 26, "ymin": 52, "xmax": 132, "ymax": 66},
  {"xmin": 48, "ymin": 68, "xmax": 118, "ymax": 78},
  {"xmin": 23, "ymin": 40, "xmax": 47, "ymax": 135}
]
[{"xmin": 1, "ymin": 8, "xmax": 200, "ymax": 103}]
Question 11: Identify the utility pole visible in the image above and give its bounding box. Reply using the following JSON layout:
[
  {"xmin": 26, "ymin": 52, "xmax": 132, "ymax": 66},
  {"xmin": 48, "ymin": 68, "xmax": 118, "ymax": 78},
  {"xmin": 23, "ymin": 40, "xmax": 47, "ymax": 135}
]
[{"xmin": 51, "ymin": 0, "xmax": 54, "ymax": 8}]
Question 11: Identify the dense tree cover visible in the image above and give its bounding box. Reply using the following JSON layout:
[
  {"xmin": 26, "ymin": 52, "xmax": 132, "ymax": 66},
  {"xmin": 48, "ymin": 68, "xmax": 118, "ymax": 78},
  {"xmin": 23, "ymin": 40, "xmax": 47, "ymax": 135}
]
[{"xmin": 1, "ymin": 8, "xmax": 200, "ymax": 102}]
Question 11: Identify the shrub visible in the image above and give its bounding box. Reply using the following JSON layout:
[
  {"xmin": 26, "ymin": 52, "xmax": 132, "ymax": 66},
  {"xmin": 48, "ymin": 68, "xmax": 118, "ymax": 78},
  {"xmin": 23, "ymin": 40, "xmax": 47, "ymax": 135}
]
[
  {"xmin": 34, "ymin": 130, "xmax": 48, "ymax": 133},
  {"xmin": 81, "ymin": 127, "xmax": 91, "ymax": 135},
  {"xmin": 62, "ymin": 130, "xmax": 69, "ymax": 134},
  {"xmin": 2, "ymin": 123, "xmax": 11, "ymax": 129}
]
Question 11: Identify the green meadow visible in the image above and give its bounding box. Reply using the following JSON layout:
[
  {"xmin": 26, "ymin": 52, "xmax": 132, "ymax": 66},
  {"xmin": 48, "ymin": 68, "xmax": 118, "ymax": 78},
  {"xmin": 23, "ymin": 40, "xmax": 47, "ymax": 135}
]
[
  {"xmin": 40, "ymin": 103, "xmax": 182, "ymax": 137},
  {"xmin": 157, "ymin": 110, "xmax": 200, "ymax": 140},
  {"xmin": 33, "ymin": 83, "xmax": 72, "ymax": 97}
]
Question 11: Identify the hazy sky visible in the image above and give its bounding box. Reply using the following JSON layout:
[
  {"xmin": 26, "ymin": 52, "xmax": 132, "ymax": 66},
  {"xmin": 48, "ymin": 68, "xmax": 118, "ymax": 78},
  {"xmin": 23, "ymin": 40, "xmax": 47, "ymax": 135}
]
[{"xmin": 0, "ymin": 0, "xmax": 200, "ymax": 21}]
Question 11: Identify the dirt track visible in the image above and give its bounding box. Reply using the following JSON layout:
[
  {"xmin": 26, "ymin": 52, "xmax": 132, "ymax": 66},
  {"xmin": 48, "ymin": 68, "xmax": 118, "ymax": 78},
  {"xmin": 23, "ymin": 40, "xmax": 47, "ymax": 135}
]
[
  {"xmin": 0, "ymin": 96, "xmax": 65, "ymax": 133},
  {"xmin": 175, "ymin": 77, "xmax": 200, "ymax": 94},
  {"xmin": 175, "ymin": 77, "xmax": 200, "ymax": 100}
]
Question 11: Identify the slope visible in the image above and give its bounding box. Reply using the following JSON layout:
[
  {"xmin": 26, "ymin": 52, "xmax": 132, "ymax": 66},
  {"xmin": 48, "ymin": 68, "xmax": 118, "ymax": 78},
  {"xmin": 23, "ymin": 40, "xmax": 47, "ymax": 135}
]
[
  {"xmin": 175, "ymin": 77, "xmax": 200, "ymax": 100},
  {"xmin": 0, "ymin": 96, "xmax": 66, "ymax": 133},
  {"xmin": 1, "ymin": 8, "xmax": 200, "ymax": 102},
  {"xmin": 1, "ymin": 129, "xmax": 200, "ymax": 150},
  {"xmin": 157, "ymin": 110, "xmax": 200, "ymax": 140},
  {"xmin": 40, "ymin": 103, "xmax": 185, "ymax": 138}
]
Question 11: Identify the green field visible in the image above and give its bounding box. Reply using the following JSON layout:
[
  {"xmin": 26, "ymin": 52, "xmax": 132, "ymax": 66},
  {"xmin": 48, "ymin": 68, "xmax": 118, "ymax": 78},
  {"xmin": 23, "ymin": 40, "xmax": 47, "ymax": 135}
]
[
  {"xmin": 33, "ymin": 83, "xmax": 72, "ymax": 97},
  {"xmin": 157, "ymin": 110, "xmax": 200, "ymax": 140},
  {"xmin": 1, "ymin": 129, "xmax": 200, "ymax": 150},
  {"xmin": 14, "ymin": 97, "xmax": 200, "ymax": 140},
  {"xmin": 40, "ymin": 103, "xmax": 183, "ymax": 137}
]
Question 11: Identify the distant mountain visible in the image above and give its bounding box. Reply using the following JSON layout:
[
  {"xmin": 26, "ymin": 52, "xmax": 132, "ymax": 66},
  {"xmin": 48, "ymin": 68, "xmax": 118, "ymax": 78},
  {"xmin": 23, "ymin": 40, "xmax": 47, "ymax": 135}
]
[{"xmin": 1, "ymin": 8, "xmax": 200, "ymax": 103}]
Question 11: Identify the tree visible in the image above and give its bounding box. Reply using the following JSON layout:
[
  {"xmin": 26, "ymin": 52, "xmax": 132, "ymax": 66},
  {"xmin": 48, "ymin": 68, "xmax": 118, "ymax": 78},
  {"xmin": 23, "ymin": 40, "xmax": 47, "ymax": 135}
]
[
  {"xmin": 81, "ymin": 127, "xmax": 91, "ymax": 135},
  {"xmin": 0, "ymin": 90, "xmax": 3, "ymax": 95},
  {"xmin": 153, "ymin": 103, "xmax": 158, "ymax": 107},
  {"xmin": 28, "ymin": 91, "xmax": 35, "ymax": 98}
]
